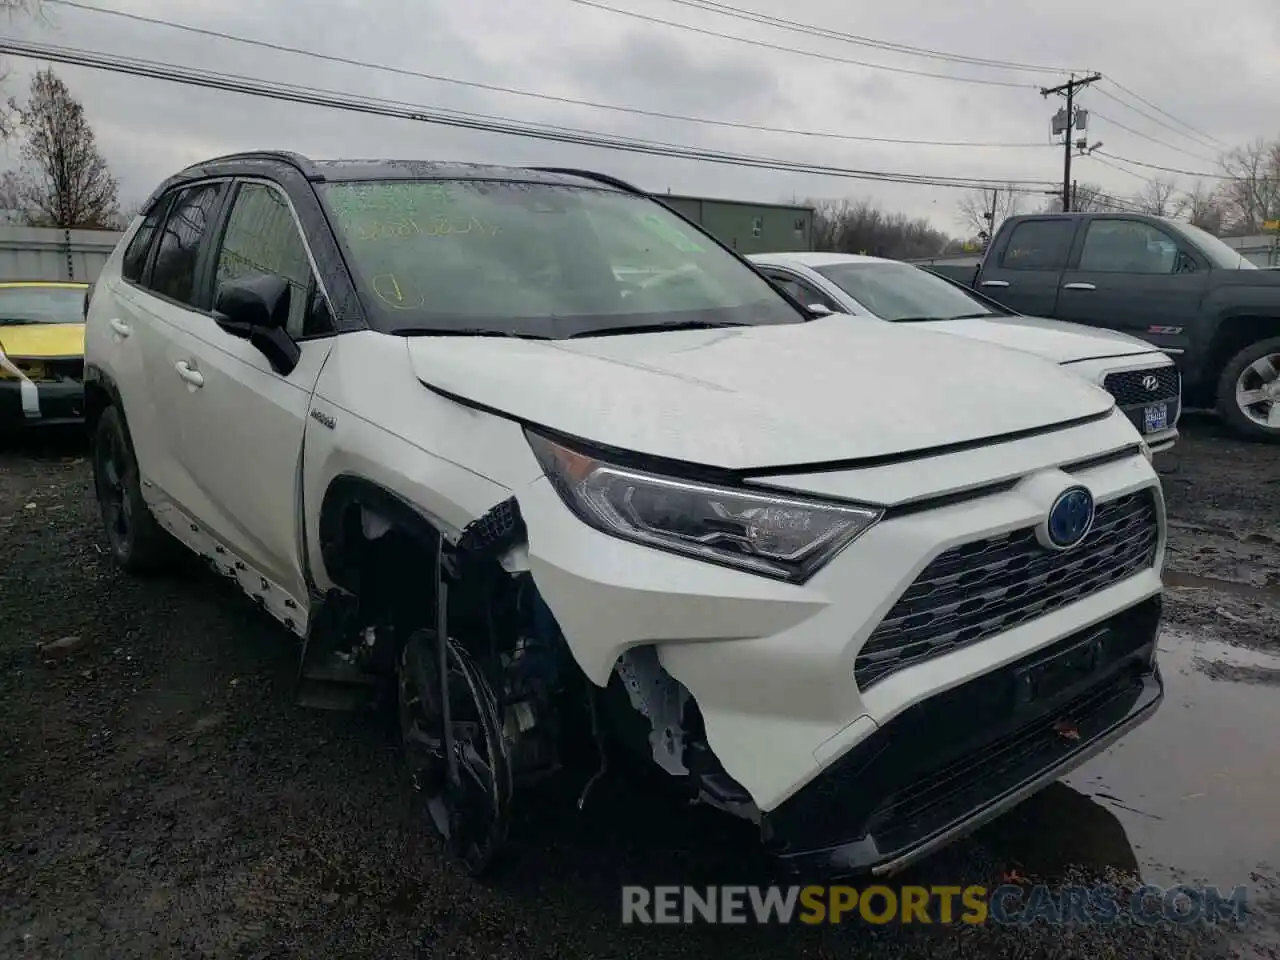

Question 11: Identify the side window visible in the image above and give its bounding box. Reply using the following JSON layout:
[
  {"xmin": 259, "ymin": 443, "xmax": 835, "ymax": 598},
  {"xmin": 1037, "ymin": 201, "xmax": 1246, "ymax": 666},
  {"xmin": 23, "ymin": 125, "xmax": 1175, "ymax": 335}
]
[
  {"xmin": 214, "ymin": 182, "xmax": 333, "ymax": 339},
  {"xmin": 149, "ymin": 182, "xmax": 225, "ymax": 306},
  {"xmin": 999, "ymin": 219, "xmax": 1075, "ymax": 271},
  {"xmin": 764, "ymin": 271, "xmax": 841, "ymax": 312},
  {"xmin": 1078, "ymin": 219, "xmax": 1181, "ymax": 274},
  {"xmin": 121, "ymin": 198, "xmax": 167, "ymax": 283}
]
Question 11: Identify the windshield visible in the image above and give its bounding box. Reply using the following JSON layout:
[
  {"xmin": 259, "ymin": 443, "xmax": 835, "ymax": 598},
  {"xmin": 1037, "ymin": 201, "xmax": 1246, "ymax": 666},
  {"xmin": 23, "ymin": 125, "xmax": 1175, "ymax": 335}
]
[
  {"xmin": 814, "ymin": 261, "xmax": 1000, "ymax": 322},
  {"xmin": 0, "ymin": 286, "xmax": 87, "ymax": 325},
  {"xmin": 320, "ymin": 180, "xmax": 805, "ymax": 337},
  {"xmin": 1173, "ymin": 222, "xmax": 1258, "ymax": 270}
]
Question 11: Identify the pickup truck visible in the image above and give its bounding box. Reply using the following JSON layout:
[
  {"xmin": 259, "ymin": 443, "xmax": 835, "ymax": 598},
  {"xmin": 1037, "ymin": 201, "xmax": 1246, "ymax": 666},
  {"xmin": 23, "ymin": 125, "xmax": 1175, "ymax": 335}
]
[{"xmin": 954, "ymin": 213, "xmax": 1280, "ymax": 442}]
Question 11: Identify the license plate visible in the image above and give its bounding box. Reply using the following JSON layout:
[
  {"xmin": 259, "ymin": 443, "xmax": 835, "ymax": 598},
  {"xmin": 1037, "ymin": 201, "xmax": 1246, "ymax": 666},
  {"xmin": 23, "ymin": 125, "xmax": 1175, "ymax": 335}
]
[
  {"xmin": 1012, "ymin": 630, "xmax": 1107, "ymax": 711},
  {"xmin": 1143, "ymin": 402, "xmax": 1168, "ymax": 434}
]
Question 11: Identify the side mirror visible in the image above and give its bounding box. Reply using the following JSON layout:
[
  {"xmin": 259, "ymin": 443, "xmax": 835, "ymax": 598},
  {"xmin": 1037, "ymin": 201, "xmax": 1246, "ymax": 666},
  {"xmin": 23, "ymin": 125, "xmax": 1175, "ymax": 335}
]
[
  {"xmin": 213, "ymin": 274, "xmax": 300, "ymax": 375},
  {"xmin": 808, "ymin": 303, "xmax": 834, "ymax": 316}
]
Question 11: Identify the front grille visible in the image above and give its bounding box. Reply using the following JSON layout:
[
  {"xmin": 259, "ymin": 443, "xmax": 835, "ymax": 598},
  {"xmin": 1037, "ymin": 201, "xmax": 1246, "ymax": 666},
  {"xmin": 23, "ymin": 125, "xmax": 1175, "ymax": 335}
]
[
  {"xmin": 854, "ymin": 490, "xmax": 1159, "ymax": 690},
  {"xmin": 1103, "ymin": 365, "xmax": 1180, "ymax": 406}
]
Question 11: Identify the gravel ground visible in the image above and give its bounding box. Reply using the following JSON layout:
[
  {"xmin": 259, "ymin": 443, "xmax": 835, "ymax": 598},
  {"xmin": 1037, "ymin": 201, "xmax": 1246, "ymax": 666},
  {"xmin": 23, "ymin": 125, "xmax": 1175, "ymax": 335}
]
[{"xmin": 2, "ymin": 415, "xmax": 1277, "ymax": 959}]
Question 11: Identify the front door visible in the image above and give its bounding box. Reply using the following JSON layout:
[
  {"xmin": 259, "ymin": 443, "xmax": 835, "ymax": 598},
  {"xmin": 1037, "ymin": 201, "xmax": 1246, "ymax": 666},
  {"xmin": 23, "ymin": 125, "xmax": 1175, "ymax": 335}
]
[
  {"xmin": 155, "ymin": 180, "xmax": 337, "ymax": 609},
  {"xmin": 1055, "ymin": 217, "xmax": 1207, "ymax": 355}
]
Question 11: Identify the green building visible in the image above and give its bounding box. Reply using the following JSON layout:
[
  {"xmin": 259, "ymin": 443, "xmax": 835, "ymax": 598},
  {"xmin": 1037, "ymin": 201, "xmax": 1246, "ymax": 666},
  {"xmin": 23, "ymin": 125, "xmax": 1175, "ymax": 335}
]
[{"xmin": 657, "ymin": 194, "xmax": 814, "ymax": 255}]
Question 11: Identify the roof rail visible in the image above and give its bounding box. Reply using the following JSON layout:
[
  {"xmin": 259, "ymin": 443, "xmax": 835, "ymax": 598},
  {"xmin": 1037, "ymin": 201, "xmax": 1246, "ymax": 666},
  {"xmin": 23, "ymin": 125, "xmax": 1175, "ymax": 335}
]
[
  {"xmin": 527, "ymin": 167, "xmax": 649, "ymax": 196},
  {"xmin": 181, "ymin": 150, "xmax": 316, "ymax": 178}
]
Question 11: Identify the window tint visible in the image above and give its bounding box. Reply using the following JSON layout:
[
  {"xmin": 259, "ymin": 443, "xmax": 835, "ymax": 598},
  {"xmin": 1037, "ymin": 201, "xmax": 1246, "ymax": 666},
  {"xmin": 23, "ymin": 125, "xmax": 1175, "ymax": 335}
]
[
  {"xmin": 999, "ymin": 219, "xmax": 1075, "ymax": 271},
  {"xmin": 149, "ymin": 182, "xmax": 225, "ymax": 306},
  {"xmin": 121, "ymin": 200, "xmax": 167, "ymax": 283},
  {"xmin": 1079, "ymin": 219, "xmax": 1181, "ymax": 274},
  {"xmin": 214, "ymin": 182, "xmax": 333, "ymax": 338}
]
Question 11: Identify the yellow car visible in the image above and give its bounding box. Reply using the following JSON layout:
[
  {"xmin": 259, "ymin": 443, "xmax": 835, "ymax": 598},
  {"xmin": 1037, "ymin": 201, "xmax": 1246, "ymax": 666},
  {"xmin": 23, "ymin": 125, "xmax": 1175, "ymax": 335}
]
[{"xmin": 0, "ymin": 280, "xmax": 91, "ymax": 432}]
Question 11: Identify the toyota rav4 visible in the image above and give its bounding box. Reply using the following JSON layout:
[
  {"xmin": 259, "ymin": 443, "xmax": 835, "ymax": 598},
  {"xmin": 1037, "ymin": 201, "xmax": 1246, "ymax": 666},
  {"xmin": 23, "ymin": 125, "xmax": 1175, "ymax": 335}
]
[{"xmin": 83, "ymin": 153, "xmax": 1167, "ymax": 877}]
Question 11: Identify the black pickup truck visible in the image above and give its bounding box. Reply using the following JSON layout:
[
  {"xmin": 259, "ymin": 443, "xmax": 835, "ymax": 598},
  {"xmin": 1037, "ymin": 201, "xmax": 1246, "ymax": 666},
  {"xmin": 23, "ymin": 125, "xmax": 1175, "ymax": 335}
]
[{"xmin": 946, "ymin": 213, "xmax": 1280, "ymax": 442}]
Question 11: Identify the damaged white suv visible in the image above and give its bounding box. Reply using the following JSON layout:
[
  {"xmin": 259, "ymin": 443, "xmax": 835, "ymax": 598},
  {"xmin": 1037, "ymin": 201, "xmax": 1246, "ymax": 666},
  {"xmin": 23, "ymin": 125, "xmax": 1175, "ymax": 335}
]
[{"xmin": 84, "ymin": 153, "xmax": 1167, "ymax": 877}]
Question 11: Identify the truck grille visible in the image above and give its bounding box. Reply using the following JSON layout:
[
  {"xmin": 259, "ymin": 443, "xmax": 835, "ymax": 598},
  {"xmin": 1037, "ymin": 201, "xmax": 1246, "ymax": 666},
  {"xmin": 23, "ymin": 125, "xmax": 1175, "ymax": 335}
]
[
  {"xmin": 1103, "ymin": 365, "xmax": 1180, "ymax": 406},
  {"xmin": 854, "ymin": 490, "xmax": 1159, "ymax": 690}
]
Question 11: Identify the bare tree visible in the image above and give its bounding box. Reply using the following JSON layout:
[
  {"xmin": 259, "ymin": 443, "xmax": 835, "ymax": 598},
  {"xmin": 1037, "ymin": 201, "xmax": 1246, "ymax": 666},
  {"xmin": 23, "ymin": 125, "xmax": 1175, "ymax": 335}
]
[
  {"xmin": 1175, "ymin": 180, "xmax": 1227, "ymax": 233},
  {"xmin": 809, "ymin": 197, "xmax": 961, "ymax": 260},
  {"xmin": 1218, "ymin": 138, "xmax": 1280, "ymax": 234},
  {"xmin": 7, "ymin": 68, "xmax": 119, "ymax": 228},
  {"xmin": 1, "ymin": 1, "xmax": 46, "ymax": 140},
  {"xmin": 955, "ymin": 185, "xmax": 1023, "ymax": 246},
  {"xmin": 1131, "ymin": 177, "xmax": 1180, "ymax": 217},
  {"xmin": 1043, "ymin": 182, "xmax": 1125, "ymax": 214}
]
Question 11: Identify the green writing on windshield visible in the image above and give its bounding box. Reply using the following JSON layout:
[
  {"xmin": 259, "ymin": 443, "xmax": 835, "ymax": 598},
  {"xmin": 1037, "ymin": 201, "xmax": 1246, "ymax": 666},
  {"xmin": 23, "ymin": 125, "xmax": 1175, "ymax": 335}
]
[{"xmin": 640, "ymin": 213, "xmax": 705, "ymax": 253}]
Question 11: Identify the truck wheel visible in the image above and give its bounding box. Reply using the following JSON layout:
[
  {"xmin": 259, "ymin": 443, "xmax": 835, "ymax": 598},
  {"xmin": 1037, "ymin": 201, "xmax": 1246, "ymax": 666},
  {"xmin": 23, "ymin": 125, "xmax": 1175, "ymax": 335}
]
[
  {"xmin": 1217, "ymin": 337, "xmax": 1280, "ymax": 443},
  {"xmin": 92, "ymin": 405, "xmax": 173, "ymax": 573}
]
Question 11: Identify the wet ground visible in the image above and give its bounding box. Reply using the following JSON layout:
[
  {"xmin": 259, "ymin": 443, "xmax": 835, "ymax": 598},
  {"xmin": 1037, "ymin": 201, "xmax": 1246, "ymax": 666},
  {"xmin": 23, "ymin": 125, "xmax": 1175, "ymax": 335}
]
[{"xmin": 2, "ymin": 413, "xmax": 1278, "ymax": 959}]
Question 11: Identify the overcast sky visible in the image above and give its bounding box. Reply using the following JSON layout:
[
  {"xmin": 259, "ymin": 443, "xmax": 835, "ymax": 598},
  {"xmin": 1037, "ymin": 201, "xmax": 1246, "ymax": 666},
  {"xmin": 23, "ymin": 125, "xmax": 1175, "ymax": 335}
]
[{"xmin": 2, "ymin": 0, "xmax": 1277, "ymax": 233}]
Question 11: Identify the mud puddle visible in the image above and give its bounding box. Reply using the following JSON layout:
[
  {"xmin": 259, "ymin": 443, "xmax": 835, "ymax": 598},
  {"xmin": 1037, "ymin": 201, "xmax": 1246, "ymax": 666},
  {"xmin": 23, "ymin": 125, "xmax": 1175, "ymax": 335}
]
[{"xmin": 982, "ymin": 624, "xmax": 1280, "ymax": 948}]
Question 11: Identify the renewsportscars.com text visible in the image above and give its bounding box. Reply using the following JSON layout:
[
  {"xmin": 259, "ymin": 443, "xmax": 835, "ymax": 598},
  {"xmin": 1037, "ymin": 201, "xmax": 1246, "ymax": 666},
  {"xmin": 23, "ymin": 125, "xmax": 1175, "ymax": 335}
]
[{"xmin": 621, "ymin": 884, "xmax": 1250, "ymax": 926}]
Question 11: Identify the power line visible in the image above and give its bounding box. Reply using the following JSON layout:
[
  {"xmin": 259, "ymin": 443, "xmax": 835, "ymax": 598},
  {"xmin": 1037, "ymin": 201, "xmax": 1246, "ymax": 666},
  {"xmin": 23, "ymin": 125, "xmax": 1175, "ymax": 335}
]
[
  {"xmin": 639, "ymin": 0, "xmax": 1084, "ymax": 74},
  {"xmin": 1087, "ymin": 152, "xmax": 1152, "ymax": 184},
  {"xmin": 45, "ymin": 0, "xmax": 1054, "ymax": 149},
  {"xmin": 1090, "ymin": 112, "xmax": 1219, "ymax": 164},
  {"xmin": 560, "ymin": 0, "xmax": 1040, "ymax": 88},
  {"xmin": 1101, "ymin": 78, "xmax": 1230, "ymax": 149},
  {"xmin": 1090, "ymin": 85, "xmax": 1223, "ymax": 154},
  {"xmin": 1093, "ymin": 150, "xmax": 1277, "ymax": 182},
  {"xmin": 0, "ymin": 38, "xmax": 1062, "ymax": 193}
]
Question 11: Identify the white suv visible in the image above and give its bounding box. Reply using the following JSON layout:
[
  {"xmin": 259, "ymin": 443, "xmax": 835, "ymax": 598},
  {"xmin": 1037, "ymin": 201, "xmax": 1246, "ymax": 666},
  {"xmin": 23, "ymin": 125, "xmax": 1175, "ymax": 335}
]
[{"xmin": 84, "ymin": 153, "xmax": 1167, "ymax": 877}]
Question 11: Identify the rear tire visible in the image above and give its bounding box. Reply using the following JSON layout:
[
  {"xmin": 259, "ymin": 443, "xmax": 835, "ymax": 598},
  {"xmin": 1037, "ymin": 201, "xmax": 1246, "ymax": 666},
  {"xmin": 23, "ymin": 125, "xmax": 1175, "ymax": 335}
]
[
  {"xmin": 1216, "ymin": 337, "xmax": 1280, "ymax": 443},
  {"xmin": 92, "ymin": 405, "xmax": 173, "ymax": 573}
]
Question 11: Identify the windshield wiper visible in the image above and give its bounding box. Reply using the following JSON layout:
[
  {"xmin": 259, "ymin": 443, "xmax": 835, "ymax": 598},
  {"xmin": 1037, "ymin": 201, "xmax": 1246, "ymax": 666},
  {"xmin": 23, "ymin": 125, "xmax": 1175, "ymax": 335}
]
[
  {"xmin": 567, "ymin": 320, "xmax": 748, "ymax": 338},
  {"xmin": 392, "ymin": 328, "xmax": 552, "ymax": 340},
  {"xmin": 943, "ymin": 312, "xmax": 997, "ymax": 320},
  {"xmin": 0, "ymin": 318, "xmax": 43, "ymax": 326}
]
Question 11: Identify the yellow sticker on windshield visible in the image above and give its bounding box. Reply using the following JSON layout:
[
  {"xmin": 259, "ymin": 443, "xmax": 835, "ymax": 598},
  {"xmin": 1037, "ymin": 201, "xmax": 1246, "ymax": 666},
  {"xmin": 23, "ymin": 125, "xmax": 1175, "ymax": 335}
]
[{"xmin": 641, "ymin": 214, "xmax": 705, "ymax": 252}]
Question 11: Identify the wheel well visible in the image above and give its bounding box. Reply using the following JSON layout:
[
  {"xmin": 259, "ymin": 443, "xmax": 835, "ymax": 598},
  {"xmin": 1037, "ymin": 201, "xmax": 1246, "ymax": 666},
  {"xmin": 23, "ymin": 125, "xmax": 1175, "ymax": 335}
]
[
  {"xmin": 1208, "ymin": 316, "xmax": 1280, "ymax": 386},
  {"xmin": 84, "ymin": 379, "xmax": 112, "ymax": 437}
]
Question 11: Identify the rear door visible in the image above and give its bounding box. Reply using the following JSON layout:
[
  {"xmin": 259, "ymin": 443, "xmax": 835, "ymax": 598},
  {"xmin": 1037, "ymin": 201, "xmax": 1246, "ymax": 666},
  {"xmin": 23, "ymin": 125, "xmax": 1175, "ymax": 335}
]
[
  {"xmin": 975, "ymin": 217, "xmax": 1079, "ymax": 317},
  {"xmin": 1055, "ymin": 216, "xmax": 1207, "ymax": 354}
]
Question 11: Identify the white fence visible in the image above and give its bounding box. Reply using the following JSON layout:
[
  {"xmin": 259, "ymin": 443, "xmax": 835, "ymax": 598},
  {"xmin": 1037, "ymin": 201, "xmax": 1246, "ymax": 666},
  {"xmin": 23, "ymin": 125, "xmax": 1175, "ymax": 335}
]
[{"xmin": 0, "ymin": 226, "xmax": 125, "ymax": 283}]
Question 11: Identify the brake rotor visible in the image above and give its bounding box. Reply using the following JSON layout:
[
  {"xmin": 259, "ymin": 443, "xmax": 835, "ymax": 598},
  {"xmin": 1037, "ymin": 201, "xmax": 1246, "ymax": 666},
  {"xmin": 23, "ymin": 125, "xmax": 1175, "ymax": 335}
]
[{"xmin": 398, "ymin": 628, "xmax": 512, "ymax": 875}]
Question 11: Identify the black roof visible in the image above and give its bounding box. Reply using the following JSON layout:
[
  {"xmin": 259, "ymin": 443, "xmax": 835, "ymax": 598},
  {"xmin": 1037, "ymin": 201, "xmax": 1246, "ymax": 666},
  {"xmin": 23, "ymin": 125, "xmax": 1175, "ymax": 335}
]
[{"xmin": 142, "ymin": 151, "xmax": 645, "ymax": 208}]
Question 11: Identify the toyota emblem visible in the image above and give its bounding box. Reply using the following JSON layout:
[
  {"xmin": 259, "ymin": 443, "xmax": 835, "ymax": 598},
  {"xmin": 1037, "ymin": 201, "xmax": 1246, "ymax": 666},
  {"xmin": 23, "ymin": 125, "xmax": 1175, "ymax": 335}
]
[{"xmin": 1141, "ymin": 374, "xmax": 1160, "ymax": 391}]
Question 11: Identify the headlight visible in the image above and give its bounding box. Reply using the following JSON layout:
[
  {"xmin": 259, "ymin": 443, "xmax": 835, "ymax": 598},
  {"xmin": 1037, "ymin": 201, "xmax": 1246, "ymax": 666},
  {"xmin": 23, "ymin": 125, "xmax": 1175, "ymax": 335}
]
[{"xmin": 526, "ymin": 431, "xmax": 882, "ymax": 583}]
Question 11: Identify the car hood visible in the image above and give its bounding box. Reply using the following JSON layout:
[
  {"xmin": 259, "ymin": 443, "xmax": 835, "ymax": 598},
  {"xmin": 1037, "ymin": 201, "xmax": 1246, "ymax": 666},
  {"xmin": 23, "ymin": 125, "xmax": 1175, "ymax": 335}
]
[
  {"xmin": 908, "ymin": 315, "xmax": 1162, "ymax": 364},
  {"xmin": 0, "ymin": 322, "xmax": 85, "ymax": 359},
  {"xmin": 407, "ymin": 317, "xmax": 1115, "ymax": 470}
]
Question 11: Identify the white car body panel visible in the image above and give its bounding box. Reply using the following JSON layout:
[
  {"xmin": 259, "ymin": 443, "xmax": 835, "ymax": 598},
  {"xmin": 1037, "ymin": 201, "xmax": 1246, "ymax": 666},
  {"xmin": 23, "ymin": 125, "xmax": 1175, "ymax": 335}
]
[
  {"xmin": 747, "ymin": 251, "xmax": 1181, "ymax": 452},
  {"xmin": 405, "ymin": 317, "xmax": 1115, "ymax": 469}
]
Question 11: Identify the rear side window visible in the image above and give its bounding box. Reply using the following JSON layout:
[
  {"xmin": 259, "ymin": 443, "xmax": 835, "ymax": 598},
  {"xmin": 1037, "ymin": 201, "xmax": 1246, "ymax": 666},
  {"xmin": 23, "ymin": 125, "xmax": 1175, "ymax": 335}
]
[
  {"xmin": 149, "ymin": 182, "xmax": 226, "ymax": 306},
  {"xmin": 1000, "ymin": 219, "xmax": 1075, "ymax": 271},
  {"xmin": 121, "ymin": 200, "xmax": 167, "ymax": 283}
]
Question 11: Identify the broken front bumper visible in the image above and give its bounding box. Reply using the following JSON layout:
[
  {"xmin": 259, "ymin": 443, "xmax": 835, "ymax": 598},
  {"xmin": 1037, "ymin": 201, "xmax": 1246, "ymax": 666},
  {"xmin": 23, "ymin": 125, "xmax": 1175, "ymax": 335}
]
[
  {"xmin": 0, "ymin": 377, "xmax": 85, "ymax": 428},
  {"xmin": 762, "ymin": 596, "xmax": 1163, "ymax": 878}
]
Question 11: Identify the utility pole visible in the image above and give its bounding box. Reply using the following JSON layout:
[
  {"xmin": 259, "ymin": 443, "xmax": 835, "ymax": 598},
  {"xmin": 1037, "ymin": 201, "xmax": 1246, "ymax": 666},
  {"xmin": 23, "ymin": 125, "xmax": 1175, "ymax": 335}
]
[{"xmin": 1041, "ymin": 72, "xmax": 1102, "ymax": 212}]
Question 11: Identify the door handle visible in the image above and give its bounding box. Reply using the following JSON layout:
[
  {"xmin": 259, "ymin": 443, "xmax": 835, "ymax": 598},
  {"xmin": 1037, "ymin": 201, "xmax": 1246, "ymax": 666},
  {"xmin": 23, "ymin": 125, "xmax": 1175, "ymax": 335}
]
[
  {"xmin": 1063, "ymin": 282, "xmax": 1097, "ymax": 291},
  {"xmin": 175, "ymin": 360, "xmax": 204, "ymax": 388},
  {"xmin": 108, "ymin": 318, "xmax": 131, "ymax": 338},
  {"xmin": 980, "ymin": 280, "xmax": 1010, "ymax": 288}
]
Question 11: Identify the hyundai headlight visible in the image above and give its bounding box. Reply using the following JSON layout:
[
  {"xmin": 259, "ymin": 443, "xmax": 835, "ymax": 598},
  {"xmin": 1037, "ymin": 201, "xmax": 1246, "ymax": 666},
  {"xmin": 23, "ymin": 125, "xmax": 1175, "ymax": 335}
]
[{"xmin": 526, "ymin": 431, "xmax": 882, "ymax": 583}]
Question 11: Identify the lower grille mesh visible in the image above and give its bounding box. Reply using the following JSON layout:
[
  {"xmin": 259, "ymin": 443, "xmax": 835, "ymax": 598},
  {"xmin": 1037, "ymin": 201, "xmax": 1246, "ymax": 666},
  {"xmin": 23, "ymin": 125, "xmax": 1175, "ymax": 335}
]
[{"xmin": 854, "ymin": 490, "xmax": 1159, "ymax": 690}]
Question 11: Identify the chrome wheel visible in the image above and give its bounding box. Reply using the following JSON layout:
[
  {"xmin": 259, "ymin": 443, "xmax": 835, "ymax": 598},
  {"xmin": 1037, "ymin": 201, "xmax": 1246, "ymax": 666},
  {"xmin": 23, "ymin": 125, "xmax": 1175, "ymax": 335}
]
[{"xmin": 1235, "ymin": 351, "xmax": 1280, "ymax": 430}]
